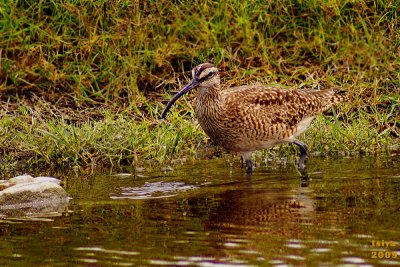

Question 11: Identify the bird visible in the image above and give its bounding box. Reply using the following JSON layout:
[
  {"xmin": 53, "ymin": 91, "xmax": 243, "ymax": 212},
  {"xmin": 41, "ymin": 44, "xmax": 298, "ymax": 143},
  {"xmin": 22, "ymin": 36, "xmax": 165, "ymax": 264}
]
[{"xmin": 161, "ymin": 63, "xmax": 345, "ymax": 173}]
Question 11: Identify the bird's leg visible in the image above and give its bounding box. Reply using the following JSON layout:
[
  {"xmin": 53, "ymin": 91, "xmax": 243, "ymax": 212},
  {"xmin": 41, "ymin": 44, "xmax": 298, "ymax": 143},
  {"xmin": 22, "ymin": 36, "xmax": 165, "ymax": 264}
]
[
  {"xmin": 292, "ymin": 140, "xmax": 308, "ymax": 170},
  {"xmin": 241, "ymin": 152, "xmax": 253, "ymax": 174},
  {"xmin": 245, "ymin": 159, "xmax": 253, "ymax": 173}
]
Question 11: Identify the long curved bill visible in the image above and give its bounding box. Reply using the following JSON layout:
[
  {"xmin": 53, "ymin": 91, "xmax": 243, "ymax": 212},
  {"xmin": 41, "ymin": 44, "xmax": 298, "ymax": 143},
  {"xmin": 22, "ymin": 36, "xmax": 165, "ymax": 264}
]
[{"xmin": 161, "ymin": 79, "xmax": 199, "ymax": 119}]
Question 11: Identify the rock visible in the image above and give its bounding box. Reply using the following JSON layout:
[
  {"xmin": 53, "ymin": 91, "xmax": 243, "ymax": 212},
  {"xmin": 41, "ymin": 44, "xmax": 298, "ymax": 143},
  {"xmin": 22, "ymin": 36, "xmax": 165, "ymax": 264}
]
[
  {"xmin": 0, "ymin": 181, "xmax": 68, "ymax": 207},
  {"xmin": 33, "ymin": 176, "xmax": 62, "ymax": 185},
  {"xmin": 0, "ymin": 175, "xmax": 69, "ymax": 218},
  {"xmin": 8, "ymin": 174, "xmax": 35, "ymax": 184}
]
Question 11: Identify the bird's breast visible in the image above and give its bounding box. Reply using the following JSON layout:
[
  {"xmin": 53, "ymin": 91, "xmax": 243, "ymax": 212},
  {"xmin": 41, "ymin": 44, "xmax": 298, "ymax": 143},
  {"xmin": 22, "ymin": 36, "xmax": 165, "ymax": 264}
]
[{"xmin": 195, "ymin": 98, "xmax": 235, "ymax": 148}]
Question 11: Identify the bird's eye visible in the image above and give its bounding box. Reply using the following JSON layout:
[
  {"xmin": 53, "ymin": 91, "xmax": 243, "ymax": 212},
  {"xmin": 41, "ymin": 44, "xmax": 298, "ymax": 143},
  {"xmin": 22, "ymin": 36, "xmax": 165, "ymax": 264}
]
[{"xmin": 208, "ymin": 72, "xmax": 215, "ymax": 78}]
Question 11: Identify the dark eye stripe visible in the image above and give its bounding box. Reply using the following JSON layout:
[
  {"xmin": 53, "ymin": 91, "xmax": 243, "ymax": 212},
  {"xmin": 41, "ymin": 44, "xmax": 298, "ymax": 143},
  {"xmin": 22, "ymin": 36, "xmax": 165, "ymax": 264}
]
[
  {"xmin": 194, "ymin": 64, "xmax": 218, "ymax": 81},
  {"xmin": 197, "ymin": 71, "xmax": 215, "ymax": 82}
]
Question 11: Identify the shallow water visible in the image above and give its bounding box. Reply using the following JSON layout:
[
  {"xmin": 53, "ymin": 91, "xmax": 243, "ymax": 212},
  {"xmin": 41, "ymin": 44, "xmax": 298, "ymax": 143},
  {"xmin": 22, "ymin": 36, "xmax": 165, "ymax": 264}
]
[{"xmin": 1, "ymin": 155, "xmax": 400, "ymax": 266}]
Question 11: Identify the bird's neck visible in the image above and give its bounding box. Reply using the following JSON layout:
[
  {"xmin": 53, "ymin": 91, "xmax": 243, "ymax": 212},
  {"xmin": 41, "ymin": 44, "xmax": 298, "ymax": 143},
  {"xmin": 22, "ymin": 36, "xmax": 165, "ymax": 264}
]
[
  {"xmin": 198, "ymin": 85, "xmax": 222, "ymax": 104},
  {"xmin": 196, "ymin": 85, "xmax": 223, "ymax": 118},
  {"xmin": 196, "ymin": 84, "xmax": 225, "ymax": 143}
]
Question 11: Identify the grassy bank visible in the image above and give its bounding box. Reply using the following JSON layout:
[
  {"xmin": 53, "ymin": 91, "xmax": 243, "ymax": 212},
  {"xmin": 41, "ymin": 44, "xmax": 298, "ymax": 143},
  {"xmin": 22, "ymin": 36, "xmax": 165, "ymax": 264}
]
[{"xmin": 1, "ymin": 0, "xmax": 399, "ymax": 173}]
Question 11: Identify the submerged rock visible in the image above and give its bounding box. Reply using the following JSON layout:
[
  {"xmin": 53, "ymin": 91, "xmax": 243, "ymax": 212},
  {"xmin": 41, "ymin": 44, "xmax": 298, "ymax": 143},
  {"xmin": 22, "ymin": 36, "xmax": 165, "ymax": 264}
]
[{"xmin": 0, "ymin": 175, "xmax": 69, "ymax": 218}]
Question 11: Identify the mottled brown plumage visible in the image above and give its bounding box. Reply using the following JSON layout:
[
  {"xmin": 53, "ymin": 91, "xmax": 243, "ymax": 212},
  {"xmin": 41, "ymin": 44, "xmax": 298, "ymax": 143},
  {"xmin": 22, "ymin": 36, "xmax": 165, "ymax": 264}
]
[{"xmin": 161, "ymin": 63, "xmax": 345, "ymax": 172}]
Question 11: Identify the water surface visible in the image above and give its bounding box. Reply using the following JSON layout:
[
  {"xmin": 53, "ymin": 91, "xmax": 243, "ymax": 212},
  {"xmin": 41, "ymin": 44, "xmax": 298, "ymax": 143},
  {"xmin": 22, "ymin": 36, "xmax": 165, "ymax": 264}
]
[{"xmin": 0, "ymin": 155, "xmax": 399, "ymax": 266}]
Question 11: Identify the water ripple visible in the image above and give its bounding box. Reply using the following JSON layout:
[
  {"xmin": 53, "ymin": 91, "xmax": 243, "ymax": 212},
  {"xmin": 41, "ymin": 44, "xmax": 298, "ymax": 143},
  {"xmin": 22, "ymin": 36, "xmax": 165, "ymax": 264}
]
[{"xmin": 110, "ymin": 181, "xmax": 197, "ymax": 199}]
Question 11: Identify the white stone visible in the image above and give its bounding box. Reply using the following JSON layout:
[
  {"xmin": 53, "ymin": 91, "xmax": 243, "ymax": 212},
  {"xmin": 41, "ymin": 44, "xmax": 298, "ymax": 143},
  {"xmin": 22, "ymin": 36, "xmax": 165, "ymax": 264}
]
[
  {"xmin": 33, "ymin": 176, "xmax": 62, "ymax": 185},
  {"xmin": 0, "ymin": 176, "xmax": 69, "ymax": 218},
  {"xmin": 8, "ymin": 174, "xmax": 34, "ymax": 184},
  {"xmin": 0, "ymin": 181, "xmax": 68, "ymax": 208}
]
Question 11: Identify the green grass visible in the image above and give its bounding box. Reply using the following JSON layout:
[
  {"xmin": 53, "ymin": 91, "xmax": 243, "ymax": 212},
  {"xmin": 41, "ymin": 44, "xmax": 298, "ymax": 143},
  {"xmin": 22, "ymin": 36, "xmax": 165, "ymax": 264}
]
[
  {"xmin": 0, "ymin": 0, "xmax": 399, "ymax": 173},
  {"xmin": 0, "ymin": 100, "xmax": 205, "ymax": 172}
]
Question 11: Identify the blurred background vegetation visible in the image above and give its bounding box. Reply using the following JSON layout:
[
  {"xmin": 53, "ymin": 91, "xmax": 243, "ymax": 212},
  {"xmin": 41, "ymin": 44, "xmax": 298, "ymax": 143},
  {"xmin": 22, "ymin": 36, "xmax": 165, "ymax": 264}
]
[{"xmin": 0, "ymin": 0, "xmax": 399, "ymax": 172}]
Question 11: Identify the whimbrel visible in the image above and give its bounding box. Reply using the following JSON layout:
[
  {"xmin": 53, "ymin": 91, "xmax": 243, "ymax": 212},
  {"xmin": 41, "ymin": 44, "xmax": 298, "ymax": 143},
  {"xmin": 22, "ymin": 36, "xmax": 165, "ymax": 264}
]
[{"xmin": 161, "ymin": 63, "xmax": 345, "ymax": 173}]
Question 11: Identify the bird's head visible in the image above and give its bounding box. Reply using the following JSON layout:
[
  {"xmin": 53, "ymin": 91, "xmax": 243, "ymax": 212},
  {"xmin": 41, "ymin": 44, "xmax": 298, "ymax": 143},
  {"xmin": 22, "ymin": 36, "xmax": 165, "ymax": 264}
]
[{"xmin": 161, "ymin": 63, "xmax": 219, "ymax": 119}]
